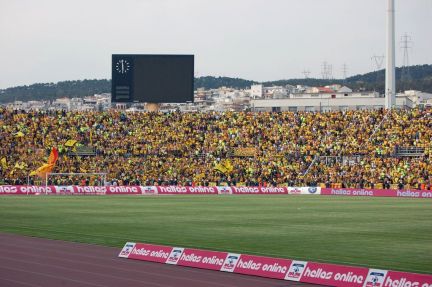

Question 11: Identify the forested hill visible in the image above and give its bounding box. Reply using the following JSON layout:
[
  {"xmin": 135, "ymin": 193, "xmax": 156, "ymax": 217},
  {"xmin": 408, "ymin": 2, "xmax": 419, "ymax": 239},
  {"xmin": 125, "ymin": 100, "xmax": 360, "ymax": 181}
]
[
  {"xmin": 262, "ymin": 64, "xmax": 432, "ymax": 93},
  {"xmin": 0, "ymin": 80, "xmax": 111, "ymax": 103},
  {"xmin": 1, "ymin": 64, "xmax": 431, "ymax": 103}
]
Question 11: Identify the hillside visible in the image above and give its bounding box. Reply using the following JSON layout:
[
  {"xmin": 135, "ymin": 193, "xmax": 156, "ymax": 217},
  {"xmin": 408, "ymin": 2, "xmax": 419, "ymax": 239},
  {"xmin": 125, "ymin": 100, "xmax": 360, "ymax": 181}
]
[
  {"xmin": 0, "ymin": 79, "xmax": 111, "ymax": 103},
  {"xmin": 0, "ymin": 64, "xmax": 431, "ymax": 103},
  {"xmin": 262, "ymin": 65, "xmax": 432, "ymax": 93}
]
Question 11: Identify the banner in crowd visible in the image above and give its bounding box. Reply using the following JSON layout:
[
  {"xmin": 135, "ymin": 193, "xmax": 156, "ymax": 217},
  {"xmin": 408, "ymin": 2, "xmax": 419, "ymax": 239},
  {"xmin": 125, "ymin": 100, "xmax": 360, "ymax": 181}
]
[
  {"xmin": 214, "ymin": 160, "xmax": 234, "ymax": 174},
  {"xmin": 119, "ymin": 242, "xmax": 432, "ymax": 286},
  {"xmin": 321, "ymin": 188, "xmax": 432, "ymax": 198},
  {"xmin": 0, "ymin": 185, "xmax": 57, "ymax": 195},
  {"xmin": 156, "ymin": 186, "xmax": 218, "ymax": 195},
  {"xmin": 216, "ymin": 186, "xmax": 233, "ymax": 195},
  {"xmin": 2, "ymin": 185, "xmax": 432, "ymax": 198},
  {"xmin": 142, "ymin": 186, "xmax": 158, "ymax": 195},
  {"xmin": 55, "ymin": 185, "xmax": 142, "ymax": 195},
  {"xmin": 287, "ymin": 187, "xmax": 322, "ymax": 195},
  {"xmin": 230, "ymin": 186, "xmax": 288, "ymax": 194},
  {"xmin": 0, "ymin": 185, "xmax": 143, "ymax": 195},
  {"xmin": 233, "ymin": 147, "xmax": 257, "ymax": 157}
]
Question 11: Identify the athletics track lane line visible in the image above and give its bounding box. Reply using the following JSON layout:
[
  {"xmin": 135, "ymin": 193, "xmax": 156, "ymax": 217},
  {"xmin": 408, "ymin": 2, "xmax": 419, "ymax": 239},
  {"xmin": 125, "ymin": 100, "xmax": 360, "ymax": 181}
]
[
  {"xmin": 0, "ymin": 239, "xmax": 289, "ymax": 287},
  {"xmin": 0, "ymin": 233, "xmax": 312, "ymax": 287}
]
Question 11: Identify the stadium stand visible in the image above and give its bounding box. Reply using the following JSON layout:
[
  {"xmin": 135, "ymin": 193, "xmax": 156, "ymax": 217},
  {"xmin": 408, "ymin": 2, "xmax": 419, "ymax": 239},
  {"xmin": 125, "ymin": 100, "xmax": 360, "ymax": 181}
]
[{"xmin": 0, "ymin": 107, "xmax": 431, "ymax": 189}]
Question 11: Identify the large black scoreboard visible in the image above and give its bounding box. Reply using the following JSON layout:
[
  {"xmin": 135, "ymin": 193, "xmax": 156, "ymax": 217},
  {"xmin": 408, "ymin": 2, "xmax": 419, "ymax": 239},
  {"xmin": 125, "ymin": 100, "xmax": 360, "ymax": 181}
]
[{"xmin": 112, "ymin": 54, "xmax": 194, "ymax": 103}]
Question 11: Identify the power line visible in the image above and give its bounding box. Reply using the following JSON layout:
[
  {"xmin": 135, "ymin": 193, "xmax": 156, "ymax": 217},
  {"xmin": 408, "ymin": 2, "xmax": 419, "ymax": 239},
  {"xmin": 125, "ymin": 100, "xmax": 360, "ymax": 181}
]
[
  {"xmin": 342, "ymin": 63, "xmax": 348, "ymax": 82},
  {"xmin": 371, "ymin": 55, "xmax": 385, "ymax": 83},
  {"xmin": 371, "ymin": 55, "xmax": 385, "ymax": 70},
  {"xmin": 400, "ymin": 33, "xmax": 413, "ymax": 82},
  {"xmin": 321, "ymin": 61, "xmax": 333, "ymax": 80}
]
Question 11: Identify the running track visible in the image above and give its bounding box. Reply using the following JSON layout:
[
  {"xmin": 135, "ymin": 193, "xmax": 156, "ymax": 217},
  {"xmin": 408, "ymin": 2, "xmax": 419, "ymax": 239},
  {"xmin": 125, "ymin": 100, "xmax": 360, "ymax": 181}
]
[{"xmin": 0, "ymin": 233, "xmax": 321, "ymax": 287}]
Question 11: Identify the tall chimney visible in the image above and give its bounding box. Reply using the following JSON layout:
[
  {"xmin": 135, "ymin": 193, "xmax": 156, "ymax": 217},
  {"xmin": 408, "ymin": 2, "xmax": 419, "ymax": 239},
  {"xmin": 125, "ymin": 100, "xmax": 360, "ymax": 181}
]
[{"xmin": 385, "ymin": 0, "xmax": 396, "ymax": 109}]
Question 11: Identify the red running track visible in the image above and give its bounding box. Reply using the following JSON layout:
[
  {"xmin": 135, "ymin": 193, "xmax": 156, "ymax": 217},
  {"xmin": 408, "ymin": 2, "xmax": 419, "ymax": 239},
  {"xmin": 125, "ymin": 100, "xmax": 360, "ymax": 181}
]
[{"xmin": 0, "ymin": 233, "xmax": 321, "ymax": 287}]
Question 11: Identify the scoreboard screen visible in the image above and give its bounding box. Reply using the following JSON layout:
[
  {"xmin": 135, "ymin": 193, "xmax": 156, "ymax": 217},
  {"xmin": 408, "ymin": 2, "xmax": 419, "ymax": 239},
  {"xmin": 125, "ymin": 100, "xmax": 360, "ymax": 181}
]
[{"xmin": 112, "ymin": 54, "xmax": 194, "ymax": 103}]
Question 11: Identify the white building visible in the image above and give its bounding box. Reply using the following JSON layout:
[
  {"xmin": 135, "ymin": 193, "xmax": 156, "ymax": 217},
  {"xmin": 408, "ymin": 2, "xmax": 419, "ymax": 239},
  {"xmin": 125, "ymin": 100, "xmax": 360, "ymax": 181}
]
[
  {"xmin": 397, "ymin": 90, "xmax": 432, "ymax": 108},
  {"xmin": 251, "ymin": 87, "xmax": 413, "ymax": 112},
  {"xmin": 250, "ymin": 84, "xmax": 263, "ymax": 99},
  {"xmin": 263, "ymin": 86, "xmax": 288, "ymax": 99},
  {"xmin": 51, "ymin": 97, "xmax": 71, "ymax": 110},
  {"xmin": 8, "ymin": 100, "xmax": 47, "ymax": 111}
]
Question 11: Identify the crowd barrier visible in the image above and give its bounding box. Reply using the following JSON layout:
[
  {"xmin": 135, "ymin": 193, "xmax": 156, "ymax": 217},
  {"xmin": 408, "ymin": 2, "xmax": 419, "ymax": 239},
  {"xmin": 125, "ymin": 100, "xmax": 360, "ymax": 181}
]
[
  {"xmin": 119, "ymin": 242, "xmax": 432, "ymax": 287},
  {"xmin": 0, "ymin": 185, "xmax": 431, "ymax": 198}
]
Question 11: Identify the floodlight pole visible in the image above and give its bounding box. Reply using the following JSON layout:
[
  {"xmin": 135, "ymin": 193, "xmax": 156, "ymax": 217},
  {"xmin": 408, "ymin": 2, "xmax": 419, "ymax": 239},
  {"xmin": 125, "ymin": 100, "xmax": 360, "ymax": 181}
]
[{"xmin": 385, "ymin": 0, "xmax": 396, "ymax": 109}]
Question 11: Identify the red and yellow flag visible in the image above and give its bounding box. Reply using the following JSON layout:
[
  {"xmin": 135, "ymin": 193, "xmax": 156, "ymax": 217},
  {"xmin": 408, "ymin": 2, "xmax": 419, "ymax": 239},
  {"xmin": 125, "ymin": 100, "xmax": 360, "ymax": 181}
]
[
  {"xmin": 47, "ymin": 147, "xmax": 59, "ymax": 165},
  {"xmin": 30, "ymin": 147, "xmax": 58, "ymax": 178},
  {"xmin": 29, "ymin": 163, "xmax": 55, "ymax": 177}
]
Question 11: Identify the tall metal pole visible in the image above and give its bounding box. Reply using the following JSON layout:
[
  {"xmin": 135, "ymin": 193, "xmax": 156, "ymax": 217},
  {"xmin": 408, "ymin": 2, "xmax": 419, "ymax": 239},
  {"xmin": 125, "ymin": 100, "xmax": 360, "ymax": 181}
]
[{"xmin": 385, "ymin": 0, "xmax": 396, "ymax": 109}]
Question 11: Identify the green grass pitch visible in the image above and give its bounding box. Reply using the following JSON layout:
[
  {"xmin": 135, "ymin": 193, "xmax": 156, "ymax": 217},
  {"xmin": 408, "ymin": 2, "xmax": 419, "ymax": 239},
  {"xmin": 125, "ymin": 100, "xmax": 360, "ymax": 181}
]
[{"xmin": 0, "ymin": 195, "xmax": 431, "ymax": 274}]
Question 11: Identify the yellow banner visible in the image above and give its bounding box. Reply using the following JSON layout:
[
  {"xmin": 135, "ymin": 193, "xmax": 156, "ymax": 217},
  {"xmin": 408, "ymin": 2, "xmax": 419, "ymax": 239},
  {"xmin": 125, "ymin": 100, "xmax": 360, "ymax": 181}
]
[
  {"xmin": 14, "ymin": 162, "xmax": 27, "ymax": 170},
  {"xmin": 214, "ymin": 160, "xmax": 234, "ymax": 174},
  {"xmin": 1, "ymin": 157, "xmax": 7, "ymax": 169},
  {"xmin": 65, "ymin": 139, "xmax": 78, "ymax": 147},
  {"xmin": 214, "ymin": 163, "xmax": 228, "ymax": 174},
  {"xmin": 233, "ymin": 147, "xmax": 256, "ymax": 157},
  {"xmin": 223, "ymin": 159, "xmax": 234, "ymax": 172}
]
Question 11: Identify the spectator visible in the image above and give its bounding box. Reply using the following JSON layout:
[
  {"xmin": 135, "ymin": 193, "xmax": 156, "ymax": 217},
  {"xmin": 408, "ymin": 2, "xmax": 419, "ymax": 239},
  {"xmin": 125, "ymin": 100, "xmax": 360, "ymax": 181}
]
[{"xmin": 0, "ymin": 107, "xmax": 430, "ymax": 189}]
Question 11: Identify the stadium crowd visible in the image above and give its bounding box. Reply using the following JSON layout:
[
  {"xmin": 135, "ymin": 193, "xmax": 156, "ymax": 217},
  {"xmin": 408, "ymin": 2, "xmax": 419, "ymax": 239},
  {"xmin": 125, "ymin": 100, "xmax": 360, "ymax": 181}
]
[{"xmin": 0, "ymin": 107, "xmax": 431, "ymax": 189}]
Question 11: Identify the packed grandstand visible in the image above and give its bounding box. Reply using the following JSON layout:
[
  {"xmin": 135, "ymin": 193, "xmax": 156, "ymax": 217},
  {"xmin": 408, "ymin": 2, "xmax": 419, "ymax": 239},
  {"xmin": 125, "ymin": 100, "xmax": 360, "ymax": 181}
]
[{"xmin": 0, "ymin": 107, "xmax": 431, "ymax": 190}]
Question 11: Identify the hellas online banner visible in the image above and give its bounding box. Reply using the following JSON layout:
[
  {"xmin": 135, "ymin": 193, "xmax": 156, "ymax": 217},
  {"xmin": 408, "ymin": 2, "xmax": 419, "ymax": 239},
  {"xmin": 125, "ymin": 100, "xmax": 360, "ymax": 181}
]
[
  {"xmin": 119, "ymin": 242, "xmax": 432, "ymax": 287},
  {"xmin": 1, "ymin": 185, "xmax": 432, "ymax": 198}
]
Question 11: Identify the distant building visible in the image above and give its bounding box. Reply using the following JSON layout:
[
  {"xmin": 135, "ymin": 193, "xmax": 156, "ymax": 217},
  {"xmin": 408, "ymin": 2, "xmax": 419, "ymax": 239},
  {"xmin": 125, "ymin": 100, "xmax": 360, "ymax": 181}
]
[
  {"xmin": 251, "ymin": 85, "xmax": 414, "ymax": 112},
  {"xmin": 397, "ymin": 90, "xmax": 432, "ymax": 108},
  {"xmin": 7, "ymin": 100, "xmax": 46, "ymax": 111},
  {"xmin": 2, "ymin": 85, "xmax": 429, "ymax": 112},
  {"xmin": 263, "ymin": 86, "xmax": 288, "ymax": 99},
  {"xmin": 250, "ymin": 84, "xmax": 263, "ymax": 99}
]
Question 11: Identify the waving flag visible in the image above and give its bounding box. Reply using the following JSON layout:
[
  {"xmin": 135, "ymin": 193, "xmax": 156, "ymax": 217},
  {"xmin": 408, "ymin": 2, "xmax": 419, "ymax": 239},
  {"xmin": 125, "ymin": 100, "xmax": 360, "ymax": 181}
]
[
  {"xmin": 30, "ymin": 147, "xmax": 58, "ymax": 178},
  {"xmin": 47, "ymin": 147, "xmax": 59, "ymax": 165},
  {"xmin": 65, "ymin": 139, "xmax": 77, "ymax": 147}
]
